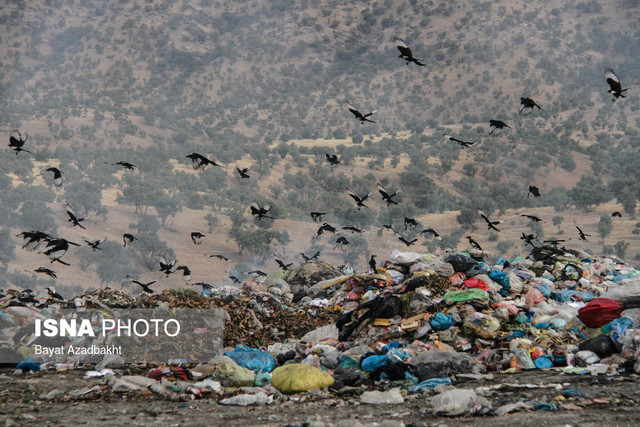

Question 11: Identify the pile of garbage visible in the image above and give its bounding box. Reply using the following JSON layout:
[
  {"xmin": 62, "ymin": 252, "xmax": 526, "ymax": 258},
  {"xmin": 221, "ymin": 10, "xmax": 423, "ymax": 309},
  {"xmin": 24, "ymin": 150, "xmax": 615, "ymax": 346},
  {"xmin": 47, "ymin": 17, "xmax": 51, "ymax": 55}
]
[{"xmin": 3, "ymin": 245, "xmax": 640, "ymax": 416}]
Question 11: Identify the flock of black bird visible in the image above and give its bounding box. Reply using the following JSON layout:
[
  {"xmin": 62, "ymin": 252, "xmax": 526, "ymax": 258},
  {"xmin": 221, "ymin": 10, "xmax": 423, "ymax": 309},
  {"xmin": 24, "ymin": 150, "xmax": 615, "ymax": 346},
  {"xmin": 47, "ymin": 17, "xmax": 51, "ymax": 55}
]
[{"xmin": 4, "ymin": 35, "xmax": 638, "ymax": 299}]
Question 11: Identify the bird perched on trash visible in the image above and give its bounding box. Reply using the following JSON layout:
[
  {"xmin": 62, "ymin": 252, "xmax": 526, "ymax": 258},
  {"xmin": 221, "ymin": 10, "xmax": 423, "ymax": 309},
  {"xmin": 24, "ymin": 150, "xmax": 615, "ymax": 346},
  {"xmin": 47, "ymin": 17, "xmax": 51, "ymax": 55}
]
[
  {"xmin": 369, "ymin": 254, "xmax": 377, "ymax": 272},
  {"xmin": 38, "ymin": 167, "xmax": 63, "ymax": 187},
  {"xmin": 519, "ymin": 97, "xmax": 543, "ymax": 116},
  {"xmin": 85, "ymin": 238, "xmax": 106, "ymax": 251},
  {"xmin": 275, "ymin": 257, "xmax": 293, "ymax": 270},
  {"xmin": 208, "ymin": 254, "xmax": 230, "ymax": 261},
  {"xmin": 186, "ymin": 153, "xmax": 221, "ymax": 170},
  {"xmin": 612, "ymin": 211, "xmax": 622, "ymax": 220},
  {"xmin": 130, "ymin": 278, "xmax": 156, "ymax": 294},
  {"xmin": 41, "ymin": 238, "xmax": 79, "ymax": 265},
  {"xmin": 191, "ymin": 232, "xmax": 205, "ymax": 245},
  {"xmin": 249, "ymin": 202, "xmax": 274, "ymax": 220},
  {"xmin": 310, "ymin": 211, "xmax": 327, "ymax": 222},
  {"xmin": 301, "ymin": 251, "xmax": 320, "ymax": 262},
  {"xmin": 123, "ymin": 233, "xmax": 136, "ymax": 247},
  {"xmin": 489, "ymin": 119, "xmax": 510, "ymax": 136},
  {"xmin": 393, "ymin": 36, "xmax": 425, "ymax": 66},
  {"xmin": 398, "ymin": 236, "xmax": 418, "ymax": 247},
  {"xmin": 34, "ymin": 267, "xmax": 57, "ymax": 279},
  {"xmin": 575, "ymin": 223, "xmax": 590, "ymax": 241},
  {"xmin": 66, "ymin": 205, "xmax": 87, "ymax": 229},
  {"xmin": 420, "ymin": 228, "xmax": 442, "ymax": 240},
  {"xmin": 604, "ymin": 68, "xmax": 637, "ymax": 102},
  {"xmin": 466, "ymin": 235, "xmax": 483, "ymax": 250},
  {"xmin": 443, "ymin": 133, "xmax": 477, "ymax": 149},
  {"xmin": 325, "ymin": 154, "xmax": 340, "ymax": 165},
  {"xmin": 404, "ymin": 217, "xmax": 418, "ymax": 230},
  {"xmin": 235, "ymin": 165, "xmax": 251, "ymax": 179},
  {"xmin": 347, "ymin": 103, "xmax": 377, "ymax": 124},
  {"xmin": 175, "ymin": 265, "xmax": 191, "ymax": 282},
  {"xmin": 378, "ymin": 183, "xmax": 401, "ymax": 206},
  {"xmin": 347, "ymin": 189, "xmax": 372, "ymax": 209},
  {"xmin": 334, "ymin": 236, "xmax": 350, "ymax": 250},
  {"xmin": 528, "ymin": 185, "xmax": 541, "ymax": 198},
  {"xmin": 9, "ymin": 130, "xmax": 32, "ymax": 155},
  {"xmin": 520, "ymin": 214, "xmax": 543, "ymax": 222},
  {"xmin": 315, "ymin": 222, "xmax": 337, "ymax": 237},
  {"xmin": 479, "ymin": 210, "xmax": 504, "ymax": 232},
  {"xmin": 45, "ymin": 286, "xmax": 64, "ymax": 300}
]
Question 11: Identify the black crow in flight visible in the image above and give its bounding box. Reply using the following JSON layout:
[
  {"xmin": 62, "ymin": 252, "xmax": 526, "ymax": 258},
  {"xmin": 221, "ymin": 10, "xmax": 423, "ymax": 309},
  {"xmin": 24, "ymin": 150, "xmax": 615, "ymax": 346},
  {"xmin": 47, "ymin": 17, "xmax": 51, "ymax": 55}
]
[
  {"xmin": 378, "ymin": 183, "xmax": 401, "ymax": 205},
  {"xmin": 236, "ymin": 165, "xmax": 251, "ymax": 178},
  {"xmin": 347, "ymin": 189, "xmax": 372, "ymax": 209},
  {"xmin": 186, "ymin": 153, "xmax": 221, "ymax": 170},
  {"xmin": 301, "ymin": 251, "xmax": 320, "ymax": 262},
  {"xmin": 443, "ymin": 133, "xmax": 476, "ymax": 149},
  {"xmin": 348, "ymin": 103, "xmax": 377, "ymax": 124},
  {"xmin": 38, "ymin": 167, "xmax": 63, "ymax": 187},
  {"xmin": 528, "ymin": 185, "xmax": 541, "ymax": 198},
  {"xmin": 326, "ymin": 154, "xmax": 340, "ymax": 165},
  {"xmin": 191, "ymin": 232, "xmax": 205, "ymax": 245},
  {"xmin": 420, "ymin": 228, "xmax": 442, "ymax": 240},
  {"xmin": 393, "ymin": 37, "xmax": 425, "ymax": 66},
  {"xmin": 123, "ymin": 233, "xmax": 136, "ymax": 247},
  {"xmin": 489, "ymin": 119, "xmax": 510, "ymax": 136},
  {"xmin": 519, "ymin": 97, "xmax": 543, "ymax": 116},
  {"xmin": 605, "ymin": 68, "xmax": 637, "ymax": 102},
  {"xmin": 310, "ymin": 211, "xmax": 327, "ymax": 222},
  {"xmin": 249, "ymin": 202, "xmax": 274, "ymax": 220},
  {"xmin": 9, "ymin": 130, "xmax": 32, "ymax": 155},
  {"xmin": 479, "ymin": 210, "xmax": 504, "ymax": 232}
]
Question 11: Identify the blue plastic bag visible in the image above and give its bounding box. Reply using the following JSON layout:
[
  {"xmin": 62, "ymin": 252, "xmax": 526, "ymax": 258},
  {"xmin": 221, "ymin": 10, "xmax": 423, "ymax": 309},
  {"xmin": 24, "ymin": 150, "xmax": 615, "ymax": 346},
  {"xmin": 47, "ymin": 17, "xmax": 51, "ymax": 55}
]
[
  {"xmin": 16, "ymin": 356, "xmax": 40, "ymax": 372},
  {"xmin": 361, "ymin": 355, "xmax": 387, "ymax": 372},
  {"xmin": 488, "ymin": 270, "xmax": 510, "ymax": 290},
  {"xmin": 224, "ymin": 345, "xmax": 277, "ymax": 373},
  {"xmin": 430, "ymin": 312, "xmax": 453, "ymax": 331}
]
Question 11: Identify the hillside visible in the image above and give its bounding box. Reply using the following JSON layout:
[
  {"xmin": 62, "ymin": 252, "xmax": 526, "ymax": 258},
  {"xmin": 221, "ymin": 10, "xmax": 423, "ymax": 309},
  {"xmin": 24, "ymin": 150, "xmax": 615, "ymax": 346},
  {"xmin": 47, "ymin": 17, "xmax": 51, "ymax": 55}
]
[{"xmin": 1, "ymin": 0, "xmax": 640, "ymax": 295}]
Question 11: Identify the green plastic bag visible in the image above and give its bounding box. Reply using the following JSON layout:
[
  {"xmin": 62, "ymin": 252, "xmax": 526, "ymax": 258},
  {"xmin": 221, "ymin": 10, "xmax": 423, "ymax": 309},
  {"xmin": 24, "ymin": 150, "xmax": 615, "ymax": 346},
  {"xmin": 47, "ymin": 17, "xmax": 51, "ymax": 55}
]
[{"xmin": 443, "ymin": 289, "xmax": 489, "ymax": 305}]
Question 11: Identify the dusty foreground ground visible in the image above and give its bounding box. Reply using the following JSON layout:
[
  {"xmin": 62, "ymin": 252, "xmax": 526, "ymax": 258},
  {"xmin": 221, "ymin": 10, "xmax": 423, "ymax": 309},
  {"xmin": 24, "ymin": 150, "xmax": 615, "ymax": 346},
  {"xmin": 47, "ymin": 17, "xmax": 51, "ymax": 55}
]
[{"xmin": 1, "ymin": 369, "xmax": 639, "ymax": 426}]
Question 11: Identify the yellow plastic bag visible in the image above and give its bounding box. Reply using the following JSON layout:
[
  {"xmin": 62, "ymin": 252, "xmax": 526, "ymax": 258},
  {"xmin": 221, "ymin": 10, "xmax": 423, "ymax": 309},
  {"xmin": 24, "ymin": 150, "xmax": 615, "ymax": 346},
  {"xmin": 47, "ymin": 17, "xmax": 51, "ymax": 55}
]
[{"xmin": 271, "ymin": 364, "xmax": 335, "ymax": 394}]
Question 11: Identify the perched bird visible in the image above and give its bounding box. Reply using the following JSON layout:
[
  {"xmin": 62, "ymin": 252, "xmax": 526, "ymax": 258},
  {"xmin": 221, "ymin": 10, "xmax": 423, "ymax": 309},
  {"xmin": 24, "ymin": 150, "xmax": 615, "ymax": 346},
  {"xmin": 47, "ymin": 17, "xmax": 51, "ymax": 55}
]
[
  {"xmin": 404, "ymin": 217, "xmax": 418, "ymax": 230},
  {"xmin": 191, "ymin": 282, "xmax": 213, "ymax": 291},
  {"xmin": 398, "ymin": 236, "xmax": 418, "ymax": 247},
  {"xmin": 186, "ymin": 153, "xmax": 221, "ymax": 170},
  {"xmin": 17, "ymin": 230, "xmax": 52, "ymax": 252},
  {"xmin": 191, "ymin": 231, "xmax": 205, "ymax": 245},
  {"xmin": 208, "ymin": 254, "xmax": 230, "ymax": 261},
  {"xmin": 34, "ymin": 267, "xmax": 57, "ymax": 279},
  {"xmin": 519, "ymin": 97, "xmax": 543, "ymax": 116},
  {"xmin": 489, "ymin": 119, "xmax": 510, "ymax": 136},
  {"xmin": 85, "ymin": 238, "xmax": 106, "ymax": 251},
  {"xmin": 466, "ymin": 235, "xmax": 483, "ymax": 251},
  {"xmin": 235, "ymin": 165, "xmax": 251, "ymax": 179},
  {"xmin": 612, "ymin": 211, "xmax": 622, "ymax": 219},
  {"xmin": 393, "ymin": 37, "xmax": 425, "ymax": 66},
  {"xmin": 604, "ymin": 68, "xmax": 637, "ymax": 102},
  {"xmin": 347, "ymin": 189, "xmax": 372, "ymax": 209},
  {"xmin": 249, "ymin": 202, "xmax": 274, "ymax": 220},
  {"xmin": 341, "ymin": 225, "xmax": 362, "ymax": 233},
  {"xmin": 275, "ymin": 257, "xmax": 293, "ymax": 270},
  {"xmin": 520, "ymin": 214, "xmax": 543, "ymax": 222},
  {"xmin": 38, "ymin": 167, "xmax": 63, "ymax": 187},
  {"xmin": 369, "ymin": 254, "xmax": 377, "ymax": 272},
  {"xmin": 301, "ymin": 251, "xmax": 320, "ymax": 262},
  {"xmin": 443, "ymin": 133, "xmax": 476, "ymax": 149},
  {"xmin": 325, "ymin": 154, "xmax": 340, "ymax": 165},
  {"xmin": 310, "ymin": 211, "xmax": 327, "ymax": 222},
  {"xmin": 159, "ymin": 256, "xmax": 176, "ymax": 276},
  {"xmin": 8, "ymin": 130, "xmax": 32, "ymax": 155},
  {"xmin": 175, "ymin": 265, "xmax": 191, "ymax": 282},
  {"xmin": 420, "ymin": 228, "xmax": 442, "ymax": 240},
  {"xmin": 378, "ymin": 183, "xmax": 401, "ymax": 206},
  {"xmin": 131, "ymin": 279, "xmax": 156, "ymax": 294},
  {"xmin": 315, "ymin": 223, "xmax": 337, "ymax": 237},
  {"xmin": 123, "ymin": 233, "xmax": 136, "ymax": 247},
  {"xmin": 347, "ymin": 103, "xmax": 377, "ymax": 124},
  {"xmin": 334, "ymin": 236, "xmax": 350, "ymax": 250},
  {"xmin": 575, "ymin": 223, "xmax": 590, "ymax": 241},
  {"xmin": 528, "ymin": 185, "xmax": 541, "ymax": 198},
  {"xmin": 479, "ymin": 210, "xmax": 504, "ymax": 232},
  {"xmin": 66, "ymin": 205, "xmax": 87, "ymax": 229},
  {"xmin": 41, "ymin": 238, "xmax": 79, "ymax": 265},
  {"xmin": 45, "ymin": 286, "xmax": 64, "ymax": 300}
]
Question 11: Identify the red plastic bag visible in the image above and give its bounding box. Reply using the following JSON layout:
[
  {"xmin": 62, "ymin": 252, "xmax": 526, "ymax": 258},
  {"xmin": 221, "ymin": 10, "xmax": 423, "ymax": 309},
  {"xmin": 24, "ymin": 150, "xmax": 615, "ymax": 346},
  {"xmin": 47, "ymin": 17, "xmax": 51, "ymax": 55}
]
[
  {"xmin": 462, "ymin": 277, "xmax": 490, "ymax": 291},
  {"xmin": 578, "ymin": 298, "xmax": 623, "ymax": 328}
]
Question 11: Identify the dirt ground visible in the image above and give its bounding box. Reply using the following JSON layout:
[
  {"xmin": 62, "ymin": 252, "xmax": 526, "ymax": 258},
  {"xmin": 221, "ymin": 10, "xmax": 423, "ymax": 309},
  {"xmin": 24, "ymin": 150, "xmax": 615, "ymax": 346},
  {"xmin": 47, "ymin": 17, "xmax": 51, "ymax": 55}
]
[{"xmin": 1, "ymin": 369, "xmax": 639, "ymax": 426}]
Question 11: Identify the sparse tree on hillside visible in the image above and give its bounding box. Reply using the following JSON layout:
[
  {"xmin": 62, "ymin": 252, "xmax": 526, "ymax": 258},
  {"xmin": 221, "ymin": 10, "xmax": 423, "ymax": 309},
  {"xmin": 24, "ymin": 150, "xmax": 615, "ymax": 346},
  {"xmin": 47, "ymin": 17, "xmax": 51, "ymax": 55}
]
[
  {"xmin": 597, "ymin": 214, "xmax": 613, "ymax": 245},
  {"xmin": 568, "ymin": 175, "xmax": 611, "ymax": 212}
]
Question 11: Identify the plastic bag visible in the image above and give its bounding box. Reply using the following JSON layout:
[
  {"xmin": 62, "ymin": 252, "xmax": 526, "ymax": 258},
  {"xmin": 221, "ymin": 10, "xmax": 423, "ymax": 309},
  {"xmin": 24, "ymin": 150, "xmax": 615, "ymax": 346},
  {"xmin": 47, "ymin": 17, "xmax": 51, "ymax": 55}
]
[
  {"xmin": 271, "ymin": 363, "xmax": 335, "ymax": 394},
  {"xmin": 224, "ymin": 345, "xmax": 277, "ymax": 373},
  {"xmin": 578, "ymin": 298, "xmax": 624, "ymax": 328},
  {"xmin": 432, "ymin": 389, "xmax": 491, "ymax": 416}
]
